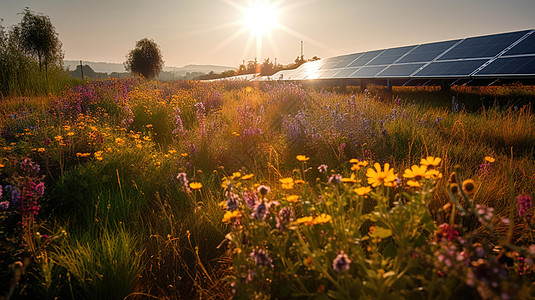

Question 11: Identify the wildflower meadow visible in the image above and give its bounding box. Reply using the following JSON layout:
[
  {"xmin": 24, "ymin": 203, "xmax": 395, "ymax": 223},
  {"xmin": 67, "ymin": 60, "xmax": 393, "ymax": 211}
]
[{"xmin": 1, "ymin": 78, "xmax": 535, "ymax": 299}]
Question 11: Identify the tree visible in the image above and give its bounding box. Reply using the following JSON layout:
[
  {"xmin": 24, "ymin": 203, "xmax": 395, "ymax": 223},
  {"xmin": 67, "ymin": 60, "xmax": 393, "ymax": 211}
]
[
  {"xmin": 124, "ymin": 38, "xmax": 164, "ymax": 80},
  {"xmin": 19, "ymin": 8, "xmax": 63, "ymax": 73}
]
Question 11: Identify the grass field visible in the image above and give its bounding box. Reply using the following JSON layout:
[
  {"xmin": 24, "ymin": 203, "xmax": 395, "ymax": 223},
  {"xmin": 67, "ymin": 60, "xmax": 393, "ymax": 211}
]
[{"xmin": 1, "ymin": 78, "xmax": 535, "ymax": 299}]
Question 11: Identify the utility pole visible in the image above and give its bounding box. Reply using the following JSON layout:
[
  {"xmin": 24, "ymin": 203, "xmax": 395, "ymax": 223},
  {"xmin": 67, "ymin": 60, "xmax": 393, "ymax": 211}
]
[
  {"xmin": 300, "ymin": 41, "xmax": 304, "ymax": 61},
  {"xmin": 79, "ymin": 60, "xmax": 84, "ymax": 80}
]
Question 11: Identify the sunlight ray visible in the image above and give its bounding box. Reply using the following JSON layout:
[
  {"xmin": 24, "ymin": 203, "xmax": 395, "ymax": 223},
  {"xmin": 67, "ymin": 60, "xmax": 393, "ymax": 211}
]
[{"xmin": 204, "ymin": 27, "xmax": 248, "ymax": 59}]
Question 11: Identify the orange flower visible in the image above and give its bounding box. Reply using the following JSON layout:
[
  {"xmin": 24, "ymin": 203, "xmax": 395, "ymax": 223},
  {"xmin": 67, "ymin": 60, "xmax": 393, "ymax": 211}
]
[
  {"xmin": 296, "ymin": 155, "xmax": 310, "ymax": 162},
  {"xmin": 189, "ymin": 182, "xmax": 203, "ymax": 190}
]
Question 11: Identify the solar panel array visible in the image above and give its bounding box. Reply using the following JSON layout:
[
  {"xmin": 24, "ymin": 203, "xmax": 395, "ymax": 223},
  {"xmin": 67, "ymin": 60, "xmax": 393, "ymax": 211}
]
[{"xmin": 264, "ymin": 29, "xmax": 535, "ymax": 81}]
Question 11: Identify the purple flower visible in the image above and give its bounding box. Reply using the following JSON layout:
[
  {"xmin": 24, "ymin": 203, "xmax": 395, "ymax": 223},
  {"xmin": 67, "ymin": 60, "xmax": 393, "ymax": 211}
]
[
  {"xmin": 176, "ymin": 173, "xmax": 191, "ymax": 193},
  {"xmin": 0, "ymin": 201, "xmax": 9, "ymax": 210},
  {"xmin": 518, "ymin": 194, "xmax": 533, "ymax": 218},
  {"xmin": 251, "ymin": 202, "xmax": 269, "ymax": 220},
  {"xmin": 317, "ymin": 164, "xmax": 328, "ymax": 173},
  {"xmin": 243, "ymin": 190, "xmax": 259, "ymax": 209},
  {"xmin": 328, "ymin": 174, "xmax": 342, "ymax": 185},
  {"xmin": 35, "ymin": 182, "xmax": 45, "ymax": 196},
  {"xmin": 250, "ymin": 247, "xmax": 273, "ymax": 268},
  {"xmin": 333, "ymin": 251, "xmax": 351, "ymax": 272},
  {"xmin": 257, "ymin": 185, "xmax": 270, "ymax": 197},
  {"xmin": 276, "ymin": 207, "xmax": 294, "ymax": 231},
  {"xmin": 225, "ymin": 190, "xmax": 240, "ymax": 211}
]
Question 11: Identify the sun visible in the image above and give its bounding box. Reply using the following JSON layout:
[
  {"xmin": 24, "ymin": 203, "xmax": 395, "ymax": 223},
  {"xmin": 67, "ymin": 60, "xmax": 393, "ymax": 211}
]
[{"xmin": 242, "ymin": 0, "xmax": 278, "ymax": 37}]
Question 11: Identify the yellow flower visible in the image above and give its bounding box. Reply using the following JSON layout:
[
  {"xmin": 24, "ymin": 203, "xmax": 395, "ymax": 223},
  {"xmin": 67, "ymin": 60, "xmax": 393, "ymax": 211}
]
[
  {"xmin": 54, "ymin": 135, "xmax": 63, "ymax": 141},
  {"xmin": 94, "ymin": 151, "xmax": 103, "ymax": 161},
  {"xmin": 168, "ymin": 149, "xmax": 177, "ymax": 154},
  {"xmin": 407, "ymin": 180, "xmax": 421, "ymax": 188},
  {"xmin": 222, "ymin": 210, "xmax": 241, "ymax": 224},
  {"xmin": 245, "ymin": 86, "xmax": 253, "ymax": 93},
  {"xmin": 354, "ymin": 186, "xmax": 372, "ymax": 196},
  {"xmin": 76, "ymin": 152, "xmax": 91, "ymax": 158},
  {"xmin": 231, "ymin": 172, "xmax": 242, "ymax": 179},
  {"xmin": 67, "ymin": 132, "xmax": 75, "ymax": 136},
  {"xmin": 342, "ymin": 173, "xmax": 358, "ymax": 184},
  {"xmin": 63, "ymin": 125, "xmax": 71, "ymax": 131},
  {"xmin": 286, "ymin": 195, "xmax": 300, "ymax": 202},
  {"xmin": 231, "ymin": 131, "xmax": 240, "ymax": 136},
  {"xmin": 366, "ymin": 163, "xmax": 397, "ymax": 187},
  {"xmin": 280, "ymin": 177, "xmax": 295, "ymax": 190},
  {"xmin": 420, "ymin": 156, "xmax": 441, "ymax": 167},
  {"xmin": 189, "ymin": 182, "xmax": 203, "ymax": 190},
  {"xmin": 241, "ymin": 173, "xmax": 254, "ymax": 180},
  {"xmin": 462, "ymin": 179, "xmax": 476, "ymax": 196},
  {"xmin": 484, "ymin": 156, "xmax": 495, "ymax": 163},
  {"xmin": 403, "ymin": 165, "xmax": 428, "ymax": 181},
  {"xmin": 296, "ymin": 216, "xmax": 315, "ymax": 226},
  {"xmin": 351, "ymin": 160, "xmax": 369, "ymax": 171},
  {"xmin": 181, "ymin": 153, "xmax": 188, "ymax": 157},
  {"xmin": 425, "ymin": 169, "xmax": 443, "ymax": 180},
  {"xmin": 296, "ymin": 155, "xmax": 310, "ymax": 162},
  {"xmin": 143, "ymin": 136, "xmax": 151, "ymax": 141},
  {"xmin": 0, "ymin": 163, "xmax": 4, "ymax": 168},
  {"xmin": 313, "ymin": 213, "xmax": 332, "ymax": 225},
  {"xmin": 295, "ymin": 179, "xmax": 305, "ymax": 184},
  {"xmin": 115, "ymin": 137, "xmax": 125, "ymax": 145},
  {"xmin": 37, "ymin": 148, "xmax": 46, "ymax": 152},
  {"xmin": 146, "ymin": 124, "xmax": 153, "ymax": 128}
]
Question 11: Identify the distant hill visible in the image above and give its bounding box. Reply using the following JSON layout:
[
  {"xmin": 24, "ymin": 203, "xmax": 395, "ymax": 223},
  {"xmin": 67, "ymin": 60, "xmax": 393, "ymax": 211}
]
[{"xmin": 64, "ymin": 60, "xmax": 236, "ymax": 76}]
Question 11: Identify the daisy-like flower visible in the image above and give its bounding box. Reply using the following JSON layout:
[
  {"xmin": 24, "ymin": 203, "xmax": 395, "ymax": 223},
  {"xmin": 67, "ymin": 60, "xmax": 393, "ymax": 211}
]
[
  {"xmin": 350, "ymin": 159, "xmax": 368, "ymax": 171},
  {"xmin": 295, "ymin": 216, "xmax": 315, "ymax": 226},
  {"xmin": 407, "ymin": 180, "xmax": 421, "ymax": 188},
  {"xmin": 366, "ymin": 163, "xmax": 397, "ymax": 187},
  {"xmin": 318, "ymin": 164, "xmax": 328, "ymax": 173},
  {"xmin": 296, "ymin": 155, "xmax": 310, "ymax": 162},
  {"xmin": 241, "ymin": 173, "xmax": 254, "ymax": 180},
  {"xmin": 462, "ymin": 179, "xmax": 476, "ymax": 196},
  {"xmin": 354, "ymin": 186, "xmax": 372, "ymax": 196},
  {"xmin": 189, "ymin": 182, "xmax": 203, "ymax": 190},
  {"xmin": 280, "ymin": 177, "xmax": 294, "ymax": 190},
  {"xmin": 484, "ymin": 156, "xmax": 495, "ymax": 163},
  {"xmin": 313, "ymin": 213, "xmax": 332, "ymax": 225},
  {"xmin": 403, "ymin": 165, "xmax": 428, "ymax": 181},
  {"xmin": 222, "ymin": 210, "xmax": 241, "ymax": 224},
  {"xmin": 286, "ymin": 195, "xmax": 300, "ymax": 202},
  {"xmin": 342, "ymin": 173, "xmax": 358, "ymax": 184},
  {"xmin": 425, "ymin": 169, "xmax": 443, "ymax": 180},
  {"xmin": 420, "ymin": 156, "xmax": 441, "ymax": 168}
]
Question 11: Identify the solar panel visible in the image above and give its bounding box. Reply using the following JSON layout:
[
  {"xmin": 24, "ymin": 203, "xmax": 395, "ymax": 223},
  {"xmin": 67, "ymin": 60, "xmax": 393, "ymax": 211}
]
[
  {"xmin": 378, "ymin": 63, "xmax": 426, "ymax": 77},
  {"xmin": 331, "ymin": 67, "xmax": 360, "ymax": 79},
  {"xmin": 332, "ymin": 53, "xmax": 363, "ymax": 69},
  {"xmin": 231, "ymin": 29, "xmax": 535, "ymax": 83},
  {"xmin": 397, "ymin": 40, "xmax": 460, "ymax": 63},
  {"xmin": 368, "ymin": 46, "xmax": 417, "ymax": 65},
  {"xmin": 414, "ymin": 59, "xmax": 488, "ymax": 77},
  {"xmin": 438, "ymin": 30, "xmax": 530, "ymax": 60},
  {"xmin": 503, "ymin": 33, "xmax": 535, "ymax": 56},
  {"xmin": 475, "ymin": 56, "xmax": 535, "ymax": 76},
  {"xmin": 350, "ymin": 66, "xmax": 387, "ymax": 78},
  {"xmin": 347, "ymin": 50, "xmax": 384, "ymax": 67}
]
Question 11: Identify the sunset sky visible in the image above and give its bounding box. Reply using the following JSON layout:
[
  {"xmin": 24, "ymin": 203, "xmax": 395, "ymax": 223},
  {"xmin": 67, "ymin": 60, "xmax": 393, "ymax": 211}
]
[{"xmin": 2, "ymin": 0, "xmax": 535, "ymax": 68}]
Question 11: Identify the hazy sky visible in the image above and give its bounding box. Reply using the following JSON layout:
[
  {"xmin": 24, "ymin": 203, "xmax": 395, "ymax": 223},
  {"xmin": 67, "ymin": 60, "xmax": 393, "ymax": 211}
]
[{"xmin": 2, "ymin": 0, "xmax": 534, "ymax": 68}]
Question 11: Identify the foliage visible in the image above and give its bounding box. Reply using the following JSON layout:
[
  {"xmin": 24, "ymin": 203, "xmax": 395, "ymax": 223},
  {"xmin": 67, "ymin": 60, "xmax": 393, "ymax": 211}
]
[
  {"xmin": 1, "ymin": 80, "xmax": 535, "ymax": 299},
  {"xmin": 124, "ymin": 38, "xmax": 164, "ymax": 80},
  {"xmin": 19, "ymin": 8, "xmax": 63, "ymax": 73}
]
